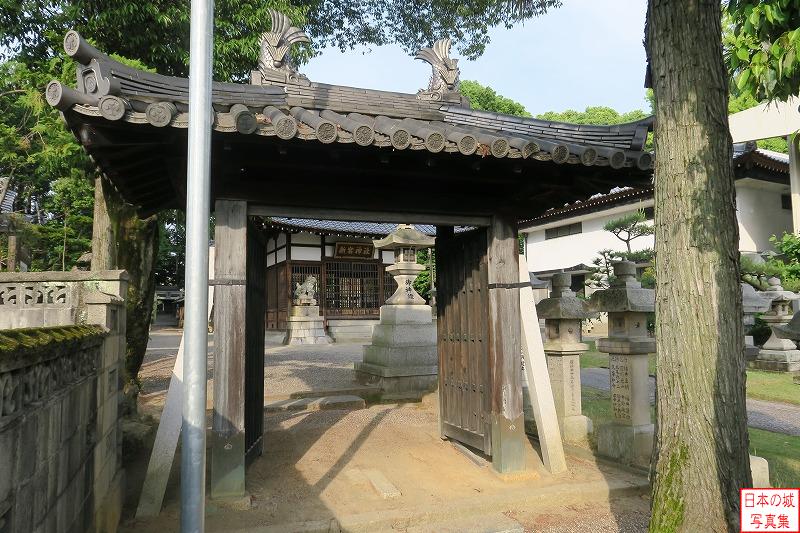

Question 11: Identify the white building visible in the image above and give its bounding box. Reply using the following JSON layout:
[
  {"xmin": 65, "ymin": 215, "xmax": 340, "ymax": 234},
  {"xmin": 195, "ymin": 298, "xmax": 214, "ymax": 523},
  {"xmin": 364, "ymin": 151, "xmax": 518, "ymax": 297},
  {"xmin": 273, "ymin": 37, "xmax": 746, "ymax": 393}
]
[{"xmin": 521, "ymin": 144, "xmax": 791, "ymax": 290}]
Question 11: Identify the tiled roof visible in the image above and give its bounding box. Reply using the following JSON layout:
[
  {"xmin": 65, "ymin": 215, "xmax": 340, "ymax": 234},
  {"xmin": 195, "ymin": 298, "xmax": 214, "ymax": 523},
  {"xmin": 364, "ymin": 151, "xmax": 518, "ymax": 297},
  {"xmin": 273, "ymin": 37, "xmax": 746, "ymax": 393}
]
[
  {"xmin": 521, "ymin": 144, "xmax": 789, "ymax": 229},
  {"xmin": 47, "ymin": 31, "xmax": 653, "ymax": 171},
  {"xmin": 266, "ymin": 218, "xmax": 474, "ymax": 237}
]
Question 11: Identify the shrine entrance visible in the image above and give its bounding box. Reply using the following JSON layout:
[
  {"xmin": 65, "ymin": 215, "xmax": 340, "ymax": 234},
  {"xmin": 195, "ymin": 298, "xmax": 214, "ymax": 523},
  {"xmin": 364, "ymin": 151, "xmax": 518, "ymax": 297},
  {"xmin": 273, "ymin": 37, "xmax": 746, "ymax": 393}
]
[{"xmin": 48, "ymin": 13, "xmax": 654, "ymax": 514}]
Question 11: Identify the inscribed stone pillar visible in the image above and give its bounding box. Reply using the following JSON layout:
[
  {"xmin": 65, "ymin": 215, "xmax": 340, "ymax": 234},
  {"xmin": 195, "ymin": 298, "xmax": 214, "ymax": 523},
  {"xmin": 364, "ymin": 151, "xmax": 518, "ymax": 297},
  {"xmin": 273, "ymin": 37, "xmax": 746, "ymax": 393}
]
[
  {"xmin": 532, "ymin": 273, "xmax": 595, "ymax": 444},
  {"xmin": 211, "ymin": 199, "xmax": 248, "ymax": 499},
  {"xmin": 753, "ymin": 277, "xmax": 800, "ymax": 373},
  {"xmin": 589, "ymin": 261, "xmax": 654, "ymax": 468}
]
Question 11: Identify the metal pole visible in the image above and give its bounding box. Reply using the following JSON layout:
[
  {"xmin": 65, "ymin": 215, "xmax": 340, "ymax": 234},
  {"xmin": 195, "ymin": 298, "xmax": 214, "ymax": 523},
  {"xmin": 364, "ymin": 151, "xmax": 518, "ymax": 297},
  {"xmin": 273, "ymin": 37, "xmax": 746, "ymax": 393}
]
[{"xmin": 181, "ymin": 0, "xmax": 214, "ymax": 529}]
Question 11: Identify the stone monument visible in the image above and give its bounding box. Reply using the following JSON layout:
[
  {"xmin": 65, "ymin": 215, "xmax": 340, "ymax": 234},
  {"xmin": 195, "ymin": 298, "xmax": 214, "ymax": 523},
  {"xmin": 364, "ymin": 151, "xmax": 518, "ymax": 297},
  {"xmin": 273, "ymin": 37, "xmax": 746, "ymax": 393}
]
[
  {"xmin": 752, "ymin": 277, "xmax": 800, "ymax": 373},
  {"xmin": 589, "ymin": 261, "xmax": 655, "ymax": 468},
  {"xmin": 355, "ymin": 224, "xmax": 437, "ymax": 394},
  {"xmin": 527, "ymin": 273, "xmax": 597, "ymax": 444},
  {"xmin": 286, "ymin": 275, "xmax": 332, "ymax": 345},
  {"xmin": 742, "ymin": 283, "xmax": 773, "ymax": 360}
]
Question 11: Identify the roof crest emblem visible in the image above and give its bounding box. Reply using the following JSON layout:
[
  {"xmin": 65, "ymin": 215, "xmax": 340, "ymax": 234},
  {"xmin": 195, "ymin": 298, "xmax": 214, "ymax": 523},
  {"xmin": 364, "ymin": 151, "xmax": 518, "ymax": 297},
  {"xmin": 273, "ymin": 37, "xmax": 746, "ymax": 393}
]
[
  {"xmin": 415, "ymin": 38, "xmax": 461, "ymax": 101},
  {"xmin": 257, "ymin": 9, "xmax": 311, "ymax": 85}
]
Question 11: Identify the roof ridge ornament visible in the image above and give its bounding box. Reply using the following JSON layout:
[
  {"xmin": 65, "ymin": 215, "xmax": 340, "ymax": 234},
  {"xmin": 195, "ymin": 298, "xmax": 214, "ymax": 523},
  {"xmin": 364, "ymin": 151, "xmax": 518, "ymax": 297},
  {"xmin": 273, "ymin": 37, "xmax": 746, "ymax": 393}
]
[
  {"xmin": 415, "ymin": 38, "xmax": 461, "ymax": 101},
  {"xmin": 256, "ymin": 9, "xmax": 311, "ymax": 86}
]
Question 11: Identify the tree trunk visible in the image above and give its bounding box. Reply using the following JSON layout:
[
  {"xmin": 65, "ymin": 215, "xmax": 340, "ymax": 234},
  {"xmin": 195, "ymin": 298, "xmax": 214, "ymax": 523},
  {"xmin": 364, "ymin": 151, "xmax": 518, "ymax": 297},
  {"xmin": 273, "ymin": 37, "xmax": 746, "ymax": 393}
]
[
  {"xmin": 646, "ymin": 1, "xmax": 751, "ymax": 531},
  {"xmin": 91, "ymin": 175, "xmax": 159, "ymax": 412}
]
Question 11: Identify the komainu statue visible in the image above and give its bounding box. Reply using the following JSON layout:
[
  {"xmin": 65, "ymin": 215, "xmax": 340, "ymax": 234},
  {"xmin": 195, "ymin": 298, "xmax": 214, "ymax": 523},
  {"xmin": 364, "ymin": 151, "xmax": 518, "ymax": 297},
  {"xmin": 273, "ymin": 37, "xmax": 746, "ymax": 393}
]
[
  {"xmin": 415, "ymin": 38, "xmax": 460, "ymax": 101},
  {"xmin": 294, "ymin": 275, "xmax": 318, "ymax": 304}
]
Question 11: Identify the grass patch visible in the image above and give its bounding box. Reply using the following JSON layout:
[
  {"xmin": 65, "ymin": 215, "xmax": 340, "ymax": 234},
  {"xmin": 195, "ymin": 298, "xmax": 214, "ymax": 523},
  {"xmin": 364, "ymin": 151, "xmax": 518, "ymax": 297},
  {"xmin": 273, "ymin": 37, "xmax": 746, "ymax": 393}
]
[
  {"xmin": 580, "ymin": 348, "xmax": 798, "ymax": 406},
  {"xmin": 581, "ymin": 387, "xmax": 800, "ymax": 488},
  {"xmin": 749, "ymin": 428, "xmax": 800, "ymax": 488},
  {"xmin": 746, "ymin": 370, "xmax": 800, "ymax": 406}
]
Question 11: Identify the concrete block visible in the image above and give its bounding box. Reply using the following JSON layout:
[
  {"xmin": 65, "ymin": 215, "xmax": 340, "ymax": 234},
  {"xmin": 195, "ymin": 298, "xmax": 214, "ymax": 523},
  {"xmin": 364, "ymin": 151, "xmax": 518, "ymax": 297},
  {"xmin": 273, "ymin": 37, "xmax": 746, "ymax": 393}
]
[
  {"xmin": 32, "ymin": 462, "xmax": 50, "ymax": 527},
  {"xmin": 379, "ymin": 304, "xmax": 434, "ymax": 324},
  {"xmin": 57, "ymin": 447, "xmax": 70, "ymax": 496},
  {"xmin": 16, "ymin": 414, "xmax": 38, "ymax": 484},
  {"xmin": 597, "ymin": 423, "xmax": 653, "ymax": 469},
  {"xmin": 369, "ymin": 323, "xmax": 437, "ymax": 347},
  {"xmin": 362, "ymin": 344, "xmax": 438, "ymax": 367},
  {"xmin": 750, "ymin": 455, "xmax": 770, "ymax": 488},
  {"xmin": 48, "ymin": 401, "xmax": 63, "ymax": 461},
  {"xmin": 13, "ymin": 481, "xmax": 33, "ymax": 533},
  {"xmin": 0, "ymin": 424, "xmax": 18, "ymax": 503}
]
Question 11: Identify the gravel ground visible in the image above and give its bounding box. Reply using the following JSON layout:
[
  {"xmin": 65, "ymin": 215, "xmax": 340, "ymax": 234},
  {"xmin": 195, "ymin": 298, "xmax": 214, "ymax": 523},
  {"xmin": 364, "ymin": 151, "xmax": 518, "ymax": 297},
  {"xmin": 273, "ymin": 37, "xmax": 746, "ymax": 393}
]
[
  {"xmin": 138, "ymin": 329, "xmax": 364, "ymax": 396},
  {"xmin": 581, "ymin": 368, "xmax": 800, "ymax": 436}
]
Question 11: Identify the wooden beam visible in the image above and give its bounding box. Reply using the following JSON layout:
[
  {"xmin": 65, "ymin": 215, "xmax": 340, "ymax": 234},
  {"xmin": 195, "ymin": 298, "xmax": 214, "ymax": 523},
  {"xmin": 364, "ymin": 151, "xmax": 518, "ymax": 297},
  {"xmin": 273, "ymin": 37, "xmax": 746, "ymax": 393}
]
[
  {"xmin": 247, "ymin": 205, "xmax": 491, "ymax": 227},
  {"xmin": 486, "ymin": 214, "xmax": 527, "ymax": 473},
  {"xmin": 518, "ymin": 255, "xmax": 567, "ymax": 474},
  {"xmin": 211, "ymin": 199, "xmax": 248, "ymax": 499}
]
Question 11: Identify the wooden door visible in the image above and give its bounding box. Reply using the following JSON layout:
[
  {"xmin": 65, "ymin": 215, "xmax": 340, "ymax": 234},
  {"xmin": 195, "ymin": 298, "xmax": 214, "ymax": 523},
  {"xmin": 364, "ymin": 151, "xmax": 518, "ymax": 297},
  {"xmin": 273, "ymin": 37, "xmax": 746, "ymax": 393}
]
[{"xmin": 436, "ymin": 227, "xmax": 491, "ymax": 454}]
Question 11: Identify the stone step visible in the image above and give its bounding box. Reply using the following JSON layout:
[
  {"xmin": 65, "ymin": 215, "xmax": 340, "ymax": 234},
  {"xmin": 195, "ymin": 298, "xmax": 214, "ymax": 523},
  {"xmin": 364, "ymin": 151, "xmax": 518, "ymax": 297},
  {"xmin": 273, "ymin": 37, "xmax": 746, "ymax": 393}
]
[
  {"xmin": 406, "ymin": 513, "xmax": 524, "ymax": 533},
  {"xmin": 264, "ymin": 395, "xmax": 365, "ymax": 413}
]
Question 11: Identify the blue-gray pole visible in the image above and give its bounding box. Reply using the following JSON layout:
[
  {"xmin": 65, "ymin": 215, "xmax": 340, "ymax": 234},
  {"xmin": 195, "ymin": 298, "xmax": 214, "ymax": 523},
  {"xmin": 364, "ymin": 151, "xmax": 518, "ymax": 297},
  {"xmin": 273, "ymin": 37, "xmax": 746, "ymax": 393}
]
[{"xmin": 181, "ymin": 0, "xmax": 213, "ymax": 529}]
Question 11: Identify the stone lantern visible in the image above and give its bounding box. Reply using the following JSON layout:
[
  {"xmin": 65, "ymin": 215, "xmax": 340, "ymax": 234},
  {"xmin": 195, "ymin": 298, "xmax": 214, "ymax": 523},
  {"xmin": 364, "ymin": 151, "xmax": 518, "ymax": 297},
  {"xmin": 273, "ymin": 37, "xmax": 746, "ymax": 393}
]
[
  {"xmin": 754, "ymin": 277, "xmax": 800, "ymax": 373},
  {"xmin": 355, "ymin": 225, "xmax": 438, "ymax": 395},
  {"xmin": 741, "ymin": 283, "xmax": 773, "ymax": 360},
  {"xmin": 588, "ymin": 261, "xmax": 655, "ymax": 468},
  {"xmin": 534, "ymin": 272, "xmax": 597, "ymax": 444}
]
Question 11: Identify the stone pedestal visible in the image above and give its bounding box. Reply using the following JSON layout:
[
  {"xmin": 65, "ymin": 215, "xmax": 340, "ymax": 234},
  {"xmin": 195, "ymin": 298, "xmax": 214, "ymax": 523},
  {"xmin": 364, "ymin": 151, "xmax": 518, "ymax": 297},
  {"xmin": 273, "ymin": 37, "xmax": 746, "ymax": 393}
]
[
  {"xmin": 355, "ymin": 304, "xmax": 438, "ymax": 394},
  {"xmin": 589, "ymin": 261, "xmax": 655, "ymax": 468},
  {"xmin": 595, "ymin": 350, "xmax": 653, "ymax": 467},
  {"xmin": 752, "ymin": 278, "xmax": 800, "ymax": 373},
  {"xmin": 286, "ymin": 305, "xmax": 332, "ymax": 345}
]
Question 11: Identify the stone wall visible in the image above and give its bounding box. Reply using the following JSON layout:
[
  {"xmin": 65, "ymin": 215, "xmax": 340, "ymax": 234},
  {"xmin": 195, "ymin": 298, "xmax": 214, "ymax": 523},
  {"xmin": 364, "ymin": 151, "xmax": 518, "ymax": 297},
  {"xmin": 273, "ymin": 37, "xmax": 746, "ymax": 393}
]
[{"xmin": 0, "ymin": 270, "xmax": 128, "ymax": 533}]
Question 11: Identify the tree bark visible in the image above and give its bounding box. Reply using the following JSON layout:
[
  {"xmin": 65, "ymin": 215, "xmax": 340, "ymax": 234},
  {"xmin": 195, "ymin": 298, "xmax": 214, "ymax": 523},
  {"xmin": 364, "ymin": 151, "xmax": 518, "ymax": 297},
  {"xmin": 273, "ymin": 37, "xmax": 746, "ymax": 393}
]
[
  {"xmin": 646, "ymin": 1, "xmax": 751, "ymax": 531},
  {"xmin": 91, "ymin": 176, "xmax": 159, "ymax": 411}
]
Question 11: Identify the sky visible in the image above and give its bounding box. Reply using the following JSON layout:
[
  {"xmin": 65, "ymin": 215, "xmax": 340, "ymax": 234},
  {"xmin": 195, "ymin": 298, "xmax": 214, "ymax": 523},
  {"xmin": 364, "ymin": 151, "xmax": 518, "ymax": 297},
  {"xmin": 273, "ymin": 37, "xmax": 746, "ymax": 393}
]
[{"xmin": 303, "ymin": 1, "xmax": 651, "ymax": 117}]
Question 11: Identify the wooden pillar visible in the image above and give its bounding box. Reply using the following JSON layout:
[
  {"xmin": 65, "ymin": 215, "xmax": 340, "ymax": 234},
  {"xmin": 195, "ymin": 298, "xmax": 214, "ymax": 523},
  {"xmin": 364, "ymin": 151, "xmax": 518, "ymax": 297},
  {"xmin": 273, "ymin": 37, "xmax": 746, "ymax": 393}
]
[
  {"xmin": 91, "ymin": 176, "xmax": 117, "ymax": 270},
  {"xmin": 211, "ymin": 199, "xmax": 248, "ymax": 499},
  {"xmin": 486, "ymin": 215, "xmax": 526, "ymax": 473}
]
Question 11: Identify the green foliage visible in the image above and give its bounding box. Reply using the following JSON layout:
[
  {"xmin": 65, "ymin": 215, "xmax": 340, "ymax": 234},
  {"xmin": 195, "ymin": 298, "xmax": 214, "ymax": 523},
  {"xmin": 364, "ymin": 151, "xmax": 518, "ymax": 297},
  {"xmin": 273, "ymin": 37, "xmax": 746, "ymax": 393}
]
[
  {"xmin": 536, "ymin": 106, "xmax": 649, "ymax": 125},
  {"xmin": 0, "ymin": 0, "xmax": 561, "ymax": 83},
  {"xmin": 740, "ymin": 232, "xmax": 800, "ymax": 292},
  {"xmin": 725, "ymin": 1, "xmax": 800, "ymax": 101},
  {"xmin": 603, "ymin": 210, "xmax": 654, "ymax": 253},
  {"xmin": 155, "ymin": 209, "xmax": 186, "ymax": 286},
  {"xmin": 460, "ymin": 80, "xmax": 530, "ymax": 116},
  {"xmin": 413, "ymin": 248, "xmax": 435, "ymax": 302}
]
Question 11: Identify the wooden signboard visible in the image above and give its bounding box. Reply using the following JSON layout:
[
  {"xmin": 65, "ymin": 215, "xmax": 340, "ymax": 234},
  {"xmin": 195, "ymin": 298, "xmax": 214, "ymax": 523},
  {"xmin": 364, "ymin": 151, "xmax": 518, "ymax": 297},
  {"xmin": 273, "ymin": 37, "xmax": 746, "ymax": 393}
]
[{"xmin": 334, "ymin": 242, "xmax": 374, "ymax": 259}]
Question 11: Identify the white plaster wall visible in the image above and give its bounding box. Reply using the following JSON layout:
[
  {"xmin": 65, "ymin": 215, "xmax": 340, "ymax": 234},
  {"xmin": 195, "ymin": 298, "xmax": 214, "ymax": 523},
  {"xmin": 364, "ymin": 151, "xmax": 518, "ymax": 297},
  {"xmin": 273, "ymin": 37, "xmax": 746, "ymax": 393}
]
[
  {"xmin": 735, "ymin": 181, "xmax": 792, "ymax": 253},
  {"xmin": 524, "ymin": 206, "xmax": 654, "ymax": 272},
  {"xmin": 292, "ymin": 246, "xmax": 321, "ymax": 261}
]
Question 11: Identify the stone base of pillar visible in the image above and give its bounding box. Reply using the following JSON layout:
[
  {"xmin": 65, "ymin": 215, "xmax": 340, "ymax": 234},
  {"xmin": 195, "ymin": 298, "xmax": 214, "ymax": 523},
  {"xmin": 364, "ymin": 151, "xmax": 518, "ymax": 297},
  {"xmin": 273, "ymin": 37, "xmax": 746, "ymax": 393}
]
[
  {"xmin": 522, "ymin": 386, "xmax": 592, "ymax": 444},
  {"xmin": 355, "ymin": 304, "xmax": 438, "ymax": 395},
  {"xmin": 597, "ymin": 423, "xmax": 653, "ymax": 468},
  {"xmin": 750, "ymin": 455, "xmax": 771, "ymax": 488},
  {"xmin": 750, "ymin": 348, "xmax": 800, "ymax": 373},
  {"xmin": 744, "ymin": 335, "xmax": 760, "ymax": 361},
  {"xmin": 354, "ymin": 362, "xmax": 438, "ymax": 394},
  {"xmin": 286, "ymin": 305, "xmax": 332, "ymax": 345}
]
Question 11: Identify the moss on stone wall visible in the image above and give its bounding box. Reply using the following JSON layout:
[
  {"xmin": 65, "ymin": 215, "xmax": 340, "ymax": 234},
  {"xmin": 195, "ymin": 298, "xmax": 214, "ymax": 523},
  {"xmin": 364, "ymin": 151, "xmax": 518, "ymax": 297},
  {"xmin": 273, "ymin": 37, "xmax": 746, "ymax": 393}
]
[{"xmin": 0, "ymin": 325, "xmax": 105, "ymax": 361}]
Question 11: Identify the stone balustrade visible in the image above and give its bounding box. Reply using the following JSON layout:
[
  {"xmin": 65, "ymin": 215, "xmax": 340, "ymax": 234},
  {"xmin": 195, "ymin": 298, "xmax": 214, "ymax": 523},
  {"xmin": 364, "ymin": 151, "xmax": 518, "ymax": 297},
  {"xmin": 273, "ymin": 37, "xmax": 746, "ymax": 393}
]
[{"xmin": 0, "ymin": 269, "xmax": 127, "ymax": 533}]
